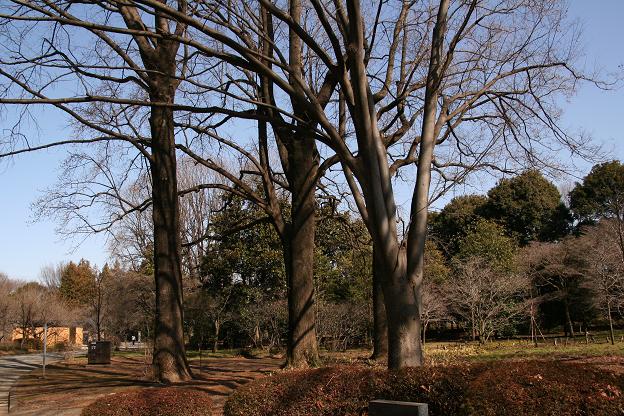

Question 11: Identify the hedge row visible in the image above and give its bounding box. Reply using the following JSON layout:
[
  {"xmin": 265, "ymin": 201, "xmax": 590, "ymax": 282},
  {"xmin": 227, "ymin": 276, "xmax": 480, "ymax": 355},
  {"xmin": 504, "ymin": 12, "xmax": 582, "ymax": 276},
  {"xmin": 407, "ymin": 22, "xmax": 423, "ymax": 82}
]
[
  {"xmin": 81, "ymin": 387, "xmax": 213, "ymax": 416},
  {"xmin": 224, "ymin": 360, "xmax": 624, "ymax": 416}
]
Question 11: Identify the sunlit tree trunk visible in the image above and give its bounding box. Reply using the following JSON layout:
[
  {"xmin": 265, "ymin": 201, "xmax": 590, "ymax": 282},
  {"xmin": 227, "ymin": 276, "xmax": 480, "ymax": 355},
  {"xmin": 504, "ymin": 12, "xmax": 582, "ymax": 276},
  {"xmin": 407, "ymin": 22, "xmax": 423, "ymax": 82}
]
[
  {"xmin": 371, "ymin": 245, "xmax": 388, "ymax": 359},
  {"xmin": 149, "ymin": 92, "xmax": 192, "ymax": 382},
  {"xmin": 283, "ymin": 134, "xmax": 319, "ymax": 367}
]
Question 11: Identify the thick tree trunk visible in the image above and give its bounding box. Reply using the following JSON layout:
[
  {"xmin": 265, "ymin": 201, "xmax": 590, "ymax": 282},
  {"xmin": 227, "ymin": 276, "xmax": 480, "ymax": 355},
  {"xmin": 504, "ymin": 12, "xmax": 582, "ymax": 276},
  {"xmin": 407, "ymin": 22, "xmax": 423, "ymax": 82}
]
[
  {"xmin": 284, "ymin": 135, "xmax": 319, "ymax": 367},
  {"xmin": 149, "ymin": 102, "xmax": 192, "ymax": 383},
  {"xmin": 382, "ymin": 249, "xmax": 423, "ymax": 369},
  {"xmin": 341, "ymin": 0, "xmax": 449, "ymax": 370},
  {"xmin": 371, "ymin": 244, "xmax": 388, "ymax": 360}
]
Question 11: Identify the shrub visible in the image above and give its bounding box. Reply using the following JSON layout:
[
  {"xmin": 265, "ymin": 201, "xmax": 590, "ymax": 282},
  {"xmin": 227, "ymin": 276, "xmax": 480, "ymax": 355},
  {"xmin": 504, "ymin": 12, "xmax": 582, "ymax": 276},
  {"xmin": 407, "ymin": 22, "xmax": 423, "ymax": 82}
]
[
  {"xmin": 224, "ymin": 360, "xmax": 624, "ymax": 416},
  {"xmin": 81, "ymin": 387, "xmax": 213, "ymax": 416}
]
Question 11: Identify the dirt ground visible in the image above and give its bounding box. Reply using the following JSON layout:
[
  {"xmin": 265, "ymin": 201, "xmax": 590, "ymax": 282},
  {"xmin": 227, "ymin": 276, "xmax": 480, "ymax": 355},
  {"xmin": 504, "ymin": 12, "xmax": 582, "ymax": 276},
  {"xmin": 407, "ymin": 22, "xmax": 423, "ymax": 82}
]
[
  {"xmin": 8, "ymin": 350, "xmax": 624, "ymax": 416},
  {"xmin": 9, "ymin": 355, "xmax": 282, "ymax": 416}
]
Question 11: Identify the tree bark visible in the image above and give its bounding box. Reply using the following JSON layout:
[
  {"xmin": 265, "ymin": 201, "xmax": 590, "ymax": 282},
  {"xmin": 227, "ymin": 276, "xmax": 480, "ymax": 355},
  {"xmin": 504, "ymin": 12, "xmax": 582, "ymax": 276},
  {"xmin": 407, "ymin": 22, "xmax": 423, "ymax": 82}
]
[
  {"xmin": 382, "ymin": 248, "xmax": 423, "ymax": 369},
  {"xmin": 340, "ymin": 0, "xmax": 450, "ymax": 370},
  {"xmin": 371, "ymin": 244, "xmax": 388, "ymax": 359},
  {"xmin": 149, "ymin": 100, "xmax": 192, "ymax": 383},
  {"xmin": 563, "ymin": 298, "xmax": 574, "ymax": 338},
  {"xmin": 343, "ymin": 14, "xmax": 424, "ymax": 369},
  {"xmin": 20, "ymin": 325, "xmax": 26, "ymax": 349},
  {"xmin": 283, "ymin": 134, "xmax": 319, "ymax": 367},
  {"xmin": 608, "ymin": 300, "xmax": 615, "ymax": 345},
  {"xmin": 96, "ymin": 285, "xmax": 102, "ymax": 341},
  {"xmin": 213, "ymin": 319, "xmax": 220, "ymax": 353}
]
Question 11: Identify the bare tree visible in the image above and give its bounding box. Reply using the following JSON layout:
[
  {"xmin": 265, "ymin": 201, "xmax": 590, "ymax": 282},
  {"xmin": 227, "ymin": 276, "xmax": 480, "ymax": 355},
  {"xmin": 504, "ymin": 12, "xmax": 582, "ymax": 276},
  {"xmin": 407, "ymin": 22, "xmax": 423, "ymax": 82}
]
[
  {"xmin": 316, "ymin": 300, "xmax": 370, "ymax": 352},
  {"xmin": 446, "ymin": 258, "xmax": 528, "ymax": 342},
  {"xmin": 1, "ymin": 0, "xmax": 600, "ymax": 370},
  {"xmin": 12, "ymin": 283, "xmax": 44, "ymax": 349},
  {"xmin": 239, "ymin": 298, "xmax": 287, "ymax": 351},
  {"xmin": 0, "ymin": 273, "xmax": 17, "ymax": 343},
  {"xmin": 10, "ymin": 282, "xmax": 71, "ymax": 348},
  {"xmin": 103, "ymin": 268, "xmax": 155, "ymax": 345},
  {"xmin": 128, "ymin": 0, "xmax": 597, "ymax": 368},
  {"xmin": 105, "ymin": 157, "xmax": 221, "ymax": 279},
  {"xmin": 89, "ymin": 264, "xmax": 111, "ymax": 342},
  {"xmin": 579, "ymin": 221, "xmax": 624, "ymax": 344},
  {"xmin": 420, "ymin": 279, "xmax": 448, "ymax": 346},
  {"xmin": 0, "ymin": 0, "xmax": 210, "ymax": 381},
  {"xmin": 526, "ymin": 240, "xmax": 588, "ymax": 338},
  {"xmin": 40, "ymin": 263, "xmax": 64, "ymax": 290},
  {"xmin": 177, "ymin": 159, "xmax": 222, "ymax": 280}
]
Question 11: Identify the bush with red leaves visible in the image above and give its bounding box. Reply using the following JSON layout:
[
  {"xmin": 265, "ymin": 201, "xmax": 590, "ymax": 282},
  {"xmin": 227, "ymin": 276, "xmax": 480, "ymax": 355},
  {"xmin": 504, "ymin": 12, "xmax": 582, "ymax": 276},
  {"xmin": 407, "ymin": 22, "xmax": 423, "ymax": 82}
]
[
  {"xmin": 224, "ymin": 360, "xmax": 624, "ymax": 416},
  {"xmin": 81, "ymin": 387, "xmax": 213, "ymax": 416}
]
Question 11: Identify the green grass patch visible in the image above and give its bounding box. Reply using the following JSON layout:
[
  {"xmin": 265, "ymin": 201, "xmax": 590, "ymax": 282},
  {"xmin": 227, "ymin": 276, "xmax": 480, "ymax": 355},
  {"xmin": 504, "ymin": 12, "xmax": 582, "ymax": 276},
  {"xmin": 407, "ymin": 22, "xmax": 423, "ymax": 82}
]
[
  {"xmin": 186, "ymin": 349, "xmax": 241, "ymax": 359},
  {"xmin": 424, "ymin": 337, "xmax": 624, "ymax": 365}
]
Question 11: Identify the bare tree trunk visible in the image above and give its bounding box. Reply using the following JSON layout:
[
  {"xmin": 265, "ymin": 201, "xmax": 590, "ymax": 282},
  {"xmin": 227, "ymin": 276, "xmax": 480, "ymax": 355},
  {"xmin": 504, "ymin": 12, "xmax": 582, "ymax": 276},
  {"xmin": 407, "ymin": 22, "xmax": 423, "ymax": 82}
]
[
  {"xmin": 371, "ymin": 244, "xmax": 388, "ymax": 359},
  {"xmin": 150, "ymin": 101, "xmax": 192, "ymax": 383},
  {"xmin": 343, "ymin": 0, "xmax": 449, "ymax": 370},
  {"xmin": 380, "ymin": 247, "xmax": 423, "ymax": 369},
  {"xmin": 284, "ymin": 135, "xmax": 319, "ymax": 367},
  {"xmin": 471, "ymin": 310, "xmax": 477, "ymax": 341},
  {"xmin": 384, "ymin": 281, "xmax": 423, "ymax": 368},
  {"xmin": 564, "ymin": 298, "xmax": 574, "ymax": 338},
  {"xmin": 257, "ymin": 2, "xmax": 320, "ymax": 368},
  {"xmin": 20, "ymin": 325, "xmax": 26, "ymax": 349},
  {"xmin": 213, "ymin": 319, "xmax": 220, "ymax": 353},
  {"xmin": 96, "ymin": 286, "xmax": 102, "ymax": 341},
  {"xmin": 608, "ymin": 300, "xmax": 615, "ymax": 345}
]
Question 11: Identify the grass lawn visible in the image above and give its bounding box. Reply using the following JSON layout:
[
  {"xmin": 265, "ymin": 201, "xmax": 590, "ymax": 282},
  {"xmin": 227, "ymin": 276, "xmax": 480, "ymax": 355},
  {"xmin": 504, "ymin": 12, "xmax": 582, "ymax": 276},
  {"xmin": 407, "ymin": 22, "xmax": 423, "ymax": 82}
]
[
  {"xmin": 320, "ymin": 332, "xmax": 624, "ymax": 367},
  {"xmin": 426, "ymin": 338, "xmax": 624, "ymax": 364},
  {"xmin": 112, "ymin": 332, "xmax": 624, "ymax": 365}
]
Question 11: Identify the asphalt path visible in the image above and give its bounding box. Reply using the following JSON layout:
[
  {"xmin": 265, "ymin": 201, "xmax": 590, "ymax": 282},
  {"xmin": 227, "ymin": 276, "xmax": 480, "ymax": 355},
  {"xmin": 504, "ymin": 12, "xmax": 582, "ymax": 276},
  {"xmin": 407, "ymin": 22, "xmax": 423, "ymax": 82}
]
[{"xmin": 0, "ymin": 353, "xmax": 66, "ymax": 415}]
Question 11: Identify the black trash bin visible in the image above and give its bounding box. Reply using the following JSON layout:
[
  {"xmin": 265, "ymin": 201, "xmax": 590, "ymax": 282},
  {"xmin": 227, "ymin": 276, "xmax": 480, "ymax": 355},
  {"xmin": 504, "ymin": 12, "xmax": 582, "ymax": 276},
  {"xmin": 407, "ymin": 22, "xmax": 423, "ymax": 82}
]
[{"xmin": 88, "ymin": 341, "xmax": 112, "ymax": 364}]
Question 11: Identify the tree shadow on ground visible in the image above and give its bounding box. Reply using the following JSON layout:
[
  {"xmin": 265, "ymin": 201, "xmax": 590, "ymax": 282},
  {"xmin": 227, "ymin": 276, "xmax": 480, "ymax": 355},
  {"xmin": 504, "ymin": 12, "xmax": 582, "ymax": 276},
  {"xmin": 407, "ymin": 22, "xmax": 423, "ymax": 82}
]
[{"xmin": 9, "ymin": 355, "xmax": 281, "ymax": 416}]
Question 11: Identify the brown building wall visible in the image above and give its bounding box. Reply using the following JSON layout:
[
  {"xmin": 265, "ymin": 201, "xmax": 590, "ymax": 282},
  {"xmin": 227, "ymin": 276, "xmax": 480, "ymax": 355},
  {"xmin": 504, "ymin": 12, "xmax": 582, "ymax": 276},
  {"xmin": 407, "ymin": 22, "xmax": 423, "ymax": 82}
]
[{"xmin": 11, "ymin": 326, "xmax": 85, "ymax": 346}]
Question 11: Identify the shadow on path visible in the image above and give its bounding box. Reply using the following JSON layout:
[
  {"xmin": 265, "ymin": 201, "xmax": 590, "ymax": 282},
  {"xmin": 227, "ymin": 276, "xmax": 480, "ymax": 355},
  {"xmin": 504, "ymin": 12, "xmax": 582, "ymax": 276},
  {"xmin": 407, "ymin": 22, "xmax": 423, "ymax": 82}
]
[{"xmin": 8, "ymin": 355, "xmax": 281, "ymax": 416}]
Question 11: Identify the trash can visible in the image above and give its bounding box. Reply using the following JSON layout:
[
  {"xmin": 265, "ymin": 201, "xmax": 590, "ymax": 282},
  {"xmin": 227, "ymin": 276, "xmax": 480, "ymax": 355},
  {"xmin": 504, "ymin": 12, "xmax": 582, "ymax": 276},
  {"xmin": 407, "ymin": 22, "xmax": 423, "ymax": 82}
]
[{"xmin": 88, "ymin": 341, "xmax": 112, "ymax": 364}]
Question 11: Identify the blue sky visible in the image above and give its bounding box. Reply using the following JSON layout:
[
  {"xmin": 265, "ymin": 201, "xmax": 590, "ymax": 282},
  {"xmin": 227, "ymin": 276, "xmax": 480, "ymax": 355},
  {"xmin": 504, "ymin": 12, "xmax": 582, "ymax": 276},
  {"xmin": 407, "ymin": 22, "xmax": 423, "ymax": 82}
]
[
  {"xmin": 1, "ymin": 0, "xmax": 623, "ymax": 281},
  {"xmin": 563, "ymin": 1, "xmax": 624, "ymax": 163}
]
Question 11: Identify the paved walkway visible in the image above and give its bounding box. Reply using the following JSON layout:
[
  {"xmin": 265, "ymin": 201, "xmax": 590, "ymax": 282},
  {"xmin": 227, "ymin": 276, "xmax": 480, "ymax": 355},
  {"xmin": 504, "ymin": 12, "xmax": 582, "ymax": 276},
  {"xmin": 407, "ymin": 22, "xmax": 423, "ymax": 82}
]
[
  {"xmin": 5, "ymin": 355, "xmax": 281, "ymax": 416},
  {"xmin": 0, "ymin": 353, "xmax": 65, "ymax": 415}
]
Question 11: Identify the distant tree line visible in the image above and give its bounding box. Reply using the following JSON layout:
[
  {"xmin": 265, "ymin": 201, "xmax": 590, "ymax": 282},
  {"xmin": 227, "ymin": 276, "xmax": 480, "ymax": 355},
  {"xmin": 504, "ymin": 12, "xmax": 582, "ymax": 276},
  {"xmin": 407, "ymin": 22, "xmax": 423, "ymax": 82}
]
[{"xmin": 3, "ymin": 162, "xmax": 623, "ymax": 354}]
